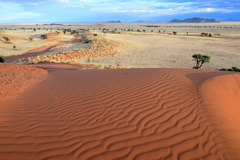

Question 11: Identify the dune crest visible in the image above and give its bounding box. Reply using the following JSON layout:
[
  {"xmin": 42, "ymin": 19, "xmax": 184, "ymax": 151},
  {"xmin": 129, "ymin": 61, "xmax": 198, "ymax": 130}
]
[
  {"xmin": 0, "ymin": 64, "xmax": 239, "ymax": 159},
  {"xmin": 199, "ymin": 73, "xmax": 240, "ymax": 159}
]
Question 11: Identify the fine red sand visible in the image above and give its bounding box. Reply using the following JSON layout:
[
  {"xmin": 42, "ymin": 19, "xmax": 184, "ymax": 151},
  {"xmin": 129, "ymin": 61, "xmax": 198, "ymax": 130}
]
[
  {"xmin": 0, "ymin": 63, "xmax": 239, "ymax": 160},
  {"xmin": 0, "ymin": 63, "xmax": 47, "ymax": 101}
]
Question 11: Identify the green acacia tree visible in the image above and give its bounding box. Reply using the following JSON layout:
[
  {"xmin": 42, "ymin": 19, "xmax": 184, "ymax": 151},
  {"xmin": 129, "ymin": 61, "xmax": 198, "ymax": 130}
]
[{"xmin": 192, "ymin": 54, "xmax": 211, "ymax": 69}]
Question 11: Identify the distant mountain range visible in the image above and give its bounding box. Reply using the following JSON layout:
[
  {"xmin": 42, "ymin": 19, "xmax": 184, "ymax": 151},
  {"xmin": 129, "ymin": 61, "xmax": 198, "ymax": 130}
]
[
  {"xmin": 100, "ymin": 20, "xmax": 121, "ymax": 23},
  {"xmin": 169, "ymin": 17, "xmax": 221, "ymax": 23},
  {"xmin": 223, "ymin": 18, "xmax": 240, "ymax": 22}
]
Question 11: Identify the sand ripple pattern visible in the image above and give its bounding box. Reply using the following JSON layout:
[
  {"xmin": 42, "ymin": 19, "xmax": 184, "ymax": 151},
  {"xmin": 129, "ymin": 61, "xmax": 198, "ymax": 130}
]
[{"xmin": 0, "ymin": 68, "xmax": 237, "ymax": 159}]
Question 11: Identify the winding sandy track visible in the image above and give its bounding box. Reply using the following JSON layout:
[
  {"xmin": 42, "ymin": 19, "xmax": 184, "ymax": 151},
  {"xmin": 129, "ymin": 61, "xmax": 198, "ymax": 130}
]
[{"xmin": 0, "ymin": 64, "xmax": 239, "ymax": 159}]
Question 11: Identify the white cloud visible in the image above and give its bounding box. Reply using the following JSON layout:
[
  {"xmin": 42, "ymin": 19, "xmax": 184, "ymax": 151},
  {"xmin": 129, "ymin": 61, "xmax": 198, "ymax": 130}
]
[
  {"xmin": 59, "ymin": 0, "xmax": 69, "ymax": 3},
  {"xmin": 0, "ymin": 1, "xmax": 44, "ymax": 22}
]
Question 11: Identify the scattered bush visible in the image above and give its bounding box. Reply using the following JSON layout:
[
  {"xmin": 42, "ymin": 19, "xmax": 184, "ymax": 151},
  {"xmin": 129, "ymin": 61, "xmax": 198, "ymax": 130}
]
[
  {"xmin": 13, "ymin": 45, "xmax": 16, "ymax": 49},
  {"xmin": 83, "ymin": 39, "xmax": 92, "ymax": 43},
  {"xmin": 86, "ymin": 58, "xmax": 91, "ymax": 63},
  {"xmin": 0, "ymin": 55, "xmax": 4, "ymax": 63},
  {"xmin": 68, "ymin": 59, "xmax": 77, "ymax": 64},
  {"xmin": 93, "ymin": 34, "xmax": 98, "ymax": 36},
  {"xmin": 29, "ymin": 37, "xmax": 34, "ymax": 41},
  {"xmin": 41, "ymin": 34, "xmax": 47, "ymax": 39},
  {"xmin": 218, "ymin": 67, "xmax": 240, "ymax": 72},
  {"xmin": 201, "ymin": 32, "xmax": 208, "ymax": 36},
  {"xmin": 71, "ymin": 30, "xmax": 77, "ymax": 34},
  {"xmin": 192, "ymin": 54, "xmax": 211, "ymax": 69},
  {"xmin": 173, "ymin": 31, "xmax": 177, "ymax": 35},
  {"xmin": 96, "ymin": 64, "xmax": 104, "ymax": 69},
  {"xmin": 209, "ymin": 33, "xmax": 212, "ymax": 37},
  {"xmin": 232, "ymin": 67, "xmax": 240, "ymax": 72},
  {"xmin": 3, "ymin": 37, "xmax": 10, "ymax": 42}
]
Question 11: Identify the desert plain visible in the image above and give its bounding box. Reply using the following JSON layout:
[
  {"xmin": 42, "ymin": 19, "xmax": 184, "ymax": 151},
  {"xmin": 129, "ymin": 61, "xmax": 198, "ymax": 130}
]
[{"xmin": 0, "ymin": 22, "xmax": 240, "ymax": 160}]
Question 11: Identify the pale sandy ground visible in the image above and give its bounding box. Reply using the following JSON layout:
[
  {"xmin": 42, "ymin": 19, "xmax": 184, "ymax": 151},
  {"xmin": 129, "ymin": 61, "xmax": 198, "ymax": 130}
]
[
  {"xmin": 1, "ymin": 22, "xmax": 240, "ymax": 69},
  {"xmin": 91, "ymin": 31, "xmax": 240, "ymax": 70},
  {"xmin": 0, "ymin": 30, "xmax": 75, "ymax": 56},
  {"xmin": 0, "ymin": 63, "xmax": 240, "ymax": 159}
]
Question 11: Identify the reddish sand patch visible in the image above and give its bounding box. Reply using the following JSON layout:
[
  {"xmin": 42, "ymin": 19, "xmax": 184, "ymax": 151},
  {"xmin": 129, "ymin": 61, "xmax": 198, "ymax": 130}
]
[
  {"xmin": 4, "ymin": 38, "xmax": 82, "ymax": 63},
  {"xmin": 0, "ymin": 64, "xmax": 239, "ymax": 159},
  {"xmin": 0, "ymin": 63, "xmax": 47, "ymax": 101}
]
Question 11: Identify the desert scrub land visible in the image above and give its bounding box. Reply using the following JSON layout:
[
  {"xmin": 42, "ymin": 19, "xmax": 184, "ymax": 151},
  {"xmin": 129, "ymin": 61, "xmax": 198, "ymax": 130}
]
[
  {"xmin": 0, "ymin": 29, "xmax": 76, "ymax": 58},
  {"xmin": 91, "ymin": 28, "xmax": 240, "ymax": 70},
  {"xmin": 25, "ymin": 37, "xmax": 120, "ymax": 64},
  {"xmin": 1, "ymin": 22, "xmax": 240, "ymax": 70}
]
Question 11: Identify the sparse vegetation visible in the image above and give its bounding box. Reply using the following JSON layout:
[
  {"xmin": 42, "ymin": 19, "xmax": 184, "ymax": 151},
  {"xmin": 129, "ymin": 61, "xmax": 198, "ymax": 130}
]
[
  {"xmin": 41, "ymin": 34, "xmax": 47, "ymax": 39},
  {"xmin": 96, "ymin": 64, "xmax": 104, "ymax": 69},
  {"xmin": 201, "ymin": 32, "xmax": 208, "ymax": 36},
  {"xmin": 86, "ymin": 58, "xmax": 91, "ymax": 63},
  {"xmin": 29, "ymin": 37, "xmax": 34, "ymax": 41},
  {"xmin": 219, "ymin": 67, "xmax": 240, "ymax": 72},
  {"xmin": 173, "ymin": 31, "xmax": 177, "ymax": 35},
  {"xmin": 27, "ymin": 38, "xmax": 119, "ymax": 64},
  {"xmin": 83, "ymin": 39, "xmax": 92, "ymax": 43},
  {"xmin": 232, "ymin": 67, "xmax": 240, "ymax": 72},
  {"xmin": 3, "ymin": 37, "xmax": 10, "ymax": 42},
  {"xmin": 68, "ymin": 59, "xmax": 77, "ymax": 64},
  {"xmin": 192, "ymin": 54, "xmax": 211, "ymax": 69},
  {"xmin": 13, "ymin": 45, "xmax": 16, "ymax": 49},
  {"xmin": 0, "ymin": 56, "xmax": 4, "ymax": 63}
]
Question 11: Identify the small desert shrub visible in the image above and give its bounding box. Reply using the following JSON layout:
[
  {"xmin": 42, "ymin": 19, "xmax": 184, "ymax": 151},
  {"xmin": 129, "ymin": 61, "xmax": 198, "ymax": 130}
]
[
  {"xmin": 0, "ymin": 55, "xmax": 4, "ymax": 63},
  {"xmin": 68, "ymin": 59, "xmax": 77, "ymax": 64},
  {"xmin": 13, "ymin": 45, "xmax": 16, "ymax": 49},
  {"xmin": 86, "ymin": 58, "xmax": 91, "ymax": 63},
  {"xmin": 3, "ymin": 37, "xmax": 10, "ymax": 42},
  {"xmin": 201, "ymin": 32, "xmax": 208, "ymax": 36},
  {"xmin": 232, "ymin": 67, "xmax": 240, "ymax": 72},
  {"xmin": 96, "ymin": 64, "xmax": 104, "ymax": 69},
  {"xmin": 83, "ymin": 39, "xmax": 91, "ymax": 43},
  {"xmin": 41, "ymin": 34, "xmax": 47, "ymax": 39},
  {"xmin": 71, "ymin": 30, "xmax": 77, "ymax": 34},
  {"xmin": 209, "ymin": 33, "xmax": 212, "ymax": 37},
  {"xmin": 105, "ymin": 65, "xmax": 117, "ymax": 69},
  {"xmin": 93, "ymin": 34, "xmax": 98, "ymax": 36},
  {"xmin": 173, "ymin": 31, "xmax": 177, "ymax": 35},
  {"xmin": 29, "ymin": 37, "xmax": 34, "ymax": 41},
  {"xmin": 192, "ymin": 54, "xmax": 211, "ymax": 69}
]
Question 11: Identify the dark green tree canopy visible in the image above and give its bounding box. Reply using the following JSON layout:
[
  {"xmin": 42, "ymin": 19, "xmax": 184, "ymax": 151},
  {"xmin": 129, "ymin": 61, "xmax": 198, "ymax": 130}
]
[{"xmin": 192, "ymin": 54, "xmax": 211, "ymax": 69}]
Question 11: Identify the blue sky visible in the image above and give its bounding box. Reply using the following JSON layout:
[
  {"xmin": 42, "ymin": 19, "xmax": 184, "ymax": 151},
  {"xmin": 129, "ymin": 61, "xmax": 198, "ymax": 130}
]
[{"xmin": 0, "ymin": 0, "xmax": 239, "ymax": 23}]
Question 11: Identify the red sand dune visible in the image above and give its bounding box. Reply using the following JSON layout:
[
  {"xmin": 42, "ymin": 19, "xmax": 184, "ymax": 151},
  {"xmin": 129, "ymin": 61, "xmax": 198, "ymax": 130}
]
[
  {"xmin": 0, "ymin": 63, "xmax": 240, "ymax": 160},
  {"xmin": 0, "ymin": 63, "xmax": 47, "ymax": 101}
]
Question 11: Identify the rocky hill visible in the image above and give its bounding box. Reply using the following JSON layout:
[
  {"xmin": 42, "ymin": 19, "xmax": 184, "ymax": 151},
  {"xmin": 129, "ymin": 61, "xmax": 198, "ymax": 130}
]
[{"xmin": 170, "ymin": 17, "xmax": 221, "ymax": 23}]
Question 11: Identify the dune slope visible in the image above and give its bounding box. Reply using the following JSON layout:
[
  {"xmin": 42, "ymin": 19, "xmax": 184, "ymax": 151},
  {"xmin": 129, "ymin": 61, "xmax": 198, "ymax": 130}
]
[{"xmin": 0, "ymin": 64, "xmax": 239, "ymax": 160}]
